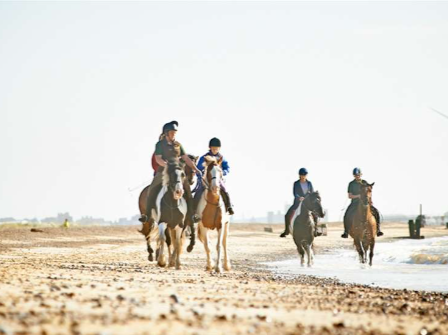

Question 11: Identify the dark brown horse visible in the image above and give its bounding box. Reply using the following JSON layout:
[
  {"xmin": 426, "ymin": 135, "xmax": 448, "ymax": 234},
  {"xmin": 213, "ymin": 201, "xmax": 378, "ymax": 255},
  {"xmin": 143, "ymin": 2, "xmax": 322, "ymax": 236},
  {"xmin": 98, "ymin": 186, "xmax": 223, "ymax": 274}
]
[
  {"xmin": 292, "ymin": 192, "xmax": 325, "ymax": 267},
  {"xmin": 138, "ymin": 154, "xmax": 198, "ymax": 262},
  {"xmin": 349, "ymin": 182, "xmax": 377, "ymax": 266}
]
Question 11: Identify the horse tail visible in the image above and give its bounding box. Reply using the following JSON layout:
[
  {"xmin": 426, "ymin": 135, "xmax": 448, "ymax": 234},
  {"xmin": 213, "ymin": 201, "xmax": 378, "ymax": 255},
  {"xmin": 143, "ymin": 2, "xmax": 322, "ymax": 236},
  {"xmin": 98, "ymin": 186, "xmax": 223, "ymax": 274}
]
[
  {"xmin": 301, "ymin": 240, "xmax": 309, "ymax": 253},
  {"xmin": 198, "ymin": 223, "xmax": 204, "ymax": 243}
]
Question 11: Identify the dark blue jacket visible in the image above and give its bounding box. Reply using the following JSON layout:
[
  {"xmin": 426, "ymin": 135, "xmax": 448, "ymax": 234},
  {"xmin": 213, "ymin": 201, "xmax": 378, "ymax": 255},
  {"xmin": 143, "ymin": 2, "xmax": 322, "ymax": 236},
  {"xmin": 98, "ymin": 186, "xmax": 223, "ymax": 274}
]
[
  {"xmin": 197, "ymin": 152, "xmax": 230, "ymax": 176},
  {"xmin": 293, "ymin": 180, "xmax": 314, "ymax": 198}
]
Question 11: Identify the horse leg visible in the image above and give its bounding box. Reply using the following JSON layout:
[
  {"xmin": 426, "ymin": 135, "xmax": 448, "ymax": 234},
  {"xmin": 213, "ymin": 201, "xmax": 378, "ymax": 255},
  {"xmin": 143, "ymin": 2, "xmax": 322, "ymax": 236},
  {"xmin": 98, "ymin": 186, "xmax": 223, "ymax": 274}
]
[
  {"xmin": 175, "ymin": 226, "xmax": 183, "ymax": 270},
  {"xmin": 363, "ymin": 240, "xmax": 369, "ymax": 264},
  {"xmin": 310, "ymin": 243, "xmax": 314, "ymax": 266},
  {"xmin": 304, "ymin": 241, "xmax": 312, "ymax": 267},
  {"xmin": 168, "ymin": 228, "xmax": 176, "ymax": 268},
  {"xmin": 354, "ymin": 238, "xmax": 364, "ymax": 264},
  {"xmin": 223, "ymin": 222, "xmax": 231, "ymax": 271},
  {"xmin": 146, "ymin": 231, "xmax": 154, "ymax": 262},
  {"xmin": 157, "ymin": 223, "xmax": 167, "ymax": 267},
  {"xmin": 369, "ymin": 241, "xmax": 375, "ymax": 266},
  {"xmin": 296, "ymin": 239, "xmax": 305, "ymax": 266},
  {"xmin": 187, "ymin": 221, "xmax": 196, "ymax": 253},
  {"xmin": 215, "ymin": 226, "xmax": 224, "ymax": 273},
  {"xmin": 200, "ymin": 224, "xmax": 213, "ymax": 271}
]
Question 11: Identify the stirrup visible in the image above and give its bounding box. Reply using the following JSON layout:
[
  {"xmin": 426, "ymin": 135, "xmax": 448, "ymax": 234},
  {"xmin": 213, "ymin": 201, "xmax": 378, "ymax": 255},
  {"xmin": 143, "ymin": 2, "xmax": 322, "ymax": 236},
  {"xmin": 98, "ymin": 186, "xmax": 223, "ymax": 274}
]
[
  {"xmin": 227, "ymin": 207, "xmax": 235, "ymax": 215},
  {"xmin": 280, "ymin": 231, "xmax": 289, "ymax": 238},
  {"xmin": 138, "ymin": 214, "xmax": 148, "ymax": 223},
  {"xmin": 377, "ymin": 231, "xmax": 384, "ymax": 237}
]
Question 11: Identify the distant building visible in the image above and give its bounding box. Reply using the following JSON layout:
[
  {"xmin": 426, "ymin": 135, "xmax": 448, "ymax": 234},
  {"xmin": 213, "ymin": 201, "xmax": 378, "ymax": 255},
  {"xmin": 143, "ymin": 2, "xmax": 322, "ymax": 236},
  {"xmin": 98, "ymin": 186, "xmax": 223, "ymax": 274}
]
[
  {"xmin": 76, "ymin": 216, "xmax": 111, "ymax": 225},
  {"xmin": 0, "ymin": 217, "xmax": 17, "ymax": 223},
  {"xmin": 41, "ymin": 212, "xmax": 73, "ymax": 223}
]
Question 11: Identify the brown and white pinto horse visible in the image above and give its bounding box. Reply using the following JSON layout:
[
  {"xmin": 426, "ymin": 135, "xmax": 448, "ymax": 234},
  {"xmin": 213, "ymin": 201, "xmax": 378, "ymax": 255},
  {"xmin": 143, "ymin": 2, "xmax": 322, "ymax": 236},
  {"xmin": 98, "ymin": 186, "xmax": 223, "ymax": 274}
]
[
  {"xmin": 349, "ymin": 182, "xmax": 377, "ymax": 266},
  {"xmin": 138, "ymin": 154, "xmax": 198, "ymax": 262},
  {"xmin": 196, "ymin": 156, "xmax": 231, "ymax": 273}
]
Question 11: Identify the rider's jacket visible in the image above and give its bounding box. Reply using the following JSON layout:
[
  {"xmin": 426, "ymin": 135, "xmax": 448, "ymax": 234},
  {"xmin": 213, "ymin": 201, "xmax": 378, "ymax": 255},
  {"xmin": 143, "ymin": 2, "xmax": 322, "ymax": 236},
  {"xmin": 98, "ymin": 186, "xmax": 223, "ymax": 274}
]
[
  {"xmin": 154, "ymin": 138, "xmax": 186, "ymax": 173},
  {"xmin": 348, "ymin": 179, "xmax": 367, "ymax": 202},
  {"xmin": 198, "ymin": 152, "xmax": 230, "ymax": 176},
  {"xmin": 293, "ymin": 180, "xmax": 314, "ymax": 198}
]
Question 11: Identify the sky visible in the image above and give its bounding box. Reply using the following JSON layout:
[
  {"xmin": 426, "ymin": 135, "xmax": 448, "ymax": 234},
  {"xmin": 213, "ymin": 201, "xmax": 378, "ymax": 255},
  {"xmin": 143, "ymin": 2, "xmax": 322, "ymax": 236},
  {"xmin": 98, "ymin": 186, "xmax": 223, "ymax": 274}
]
[{"xmin": 1, "ymin": 1, "xmax": 447, "ymax": 222}]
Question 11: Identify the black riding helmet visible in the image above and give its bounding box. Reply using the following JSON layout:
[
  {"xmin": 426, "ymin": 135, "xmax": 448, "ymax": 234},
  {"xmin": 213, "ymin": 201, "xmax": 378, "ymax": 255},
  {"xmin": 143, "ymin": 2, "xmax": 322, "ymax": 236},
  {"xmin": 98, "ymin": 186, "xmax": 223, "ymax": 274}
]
[
  {"xmin": 163, "ymin": 121, "xmax": 179, "ymax": 134},
  {"xmin": 209, "ymin": 137, "xmax": 221, "ymax": 147}
]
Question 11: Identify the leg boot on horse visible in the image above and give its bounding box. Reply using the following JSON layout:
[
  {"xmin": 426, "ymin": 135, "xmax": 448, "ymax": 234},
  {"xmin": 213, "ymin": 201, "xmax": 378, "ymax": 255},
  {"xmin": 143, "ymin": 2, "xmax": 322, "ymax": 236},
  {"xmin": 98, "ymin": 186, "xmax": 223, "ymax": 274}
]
[
  {"xmin": 280, "ymin": 199, "xmax": 300, "ymax": 237},
  {"xmin": 371, "ymin": 205, "xmax": 384, "ymax": 236},
  {"xmin": 183, "ymin": 181, "xmax": 197, "ymax": 252},
  {"xmin": 220, "ymin": 189, "xmax": 234, "ymax": 215},
  {"xmin": 312, "ymin": 213, "xmax": 322, "ymax": 237},
  {"xmin": 342, "ymin": 202, "xmax": 357, "ymax": 238}
]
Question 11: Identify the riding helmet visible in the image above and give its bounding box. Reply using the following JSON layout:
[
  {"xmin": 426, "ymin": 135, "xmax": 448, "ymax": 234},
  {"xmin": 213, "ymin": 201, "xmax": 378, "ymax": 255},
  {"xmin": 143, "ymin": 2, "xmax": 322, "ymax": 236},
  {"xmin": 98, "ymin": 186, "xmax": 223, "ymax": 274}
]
[
  {"xmin": 163, "ymin": 121, "xmax": 179, "ymax": 133},
  {"xmin": 209, "ymin": 137, "xmax": 221, "ymax": 147},
  {"xmin": 298, "ymin": 168, "xmax": 308, "ymax": 175},
  {"xmin": 353, "ymin": 167, "xmax": 362, "ymax": 175}
]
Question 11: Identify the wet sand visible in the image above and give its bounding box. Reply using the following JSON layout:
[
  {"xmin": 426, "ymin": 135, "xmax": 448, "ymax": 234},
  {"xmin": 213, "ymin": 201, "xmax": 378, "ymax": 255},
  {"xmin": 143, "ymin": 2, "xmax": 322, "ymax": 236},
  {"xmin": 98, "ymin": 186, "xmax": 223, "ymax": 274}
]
[{"xmin": 0, "ymin": 223, "xmax": 447, "ymax": 335}]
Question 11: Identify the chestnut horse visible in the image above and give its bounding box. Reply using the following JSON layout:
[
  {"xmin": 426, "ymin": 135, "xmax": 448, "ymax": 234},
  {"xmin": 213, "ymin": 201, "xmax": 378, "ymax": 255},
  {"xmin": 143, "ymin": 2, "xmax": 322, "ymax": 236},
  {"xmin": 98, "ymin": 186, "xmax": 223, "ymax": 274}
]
[
  {"xmin": 349, "ymin": 182, "xmax": 377, "ymax": 266},
  {"xmin": 196, "ymin": 156, "xmax": 231, "ymax": 273},
  {"xmin": 138, "ymin": 154, "xmax": 198, "ymax": 262},
  {"xmin": 292, "ymin": 192, "xmax": 325, "ymax": 267}
]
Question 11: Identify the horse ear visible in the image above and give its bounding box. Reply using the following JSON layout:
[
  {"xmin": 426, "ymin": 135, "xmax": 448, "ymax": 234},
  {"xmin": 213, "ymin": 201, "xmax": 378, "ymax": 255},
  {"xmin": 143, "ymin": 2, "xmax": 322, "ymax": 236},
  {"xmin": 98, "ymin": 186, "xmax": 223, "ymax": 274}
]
[
  {"xmin": 370, "ymin": 182, "xmax": 375, "ymax": 187},
  {"xmin": 217, "ymin": 157, "xmax": 223, "ymax": 165}
]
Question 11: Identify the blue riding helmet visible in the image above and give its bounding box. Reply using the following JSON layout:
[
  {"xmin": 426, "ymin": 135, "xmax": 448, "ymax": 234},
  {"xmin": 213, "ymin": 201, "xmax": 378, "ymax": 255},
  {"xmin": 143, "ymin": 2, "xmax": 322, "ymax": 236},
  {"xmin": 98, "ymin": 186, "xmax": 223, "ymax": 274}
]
[
  {"xmin": 353, "ymin": 167, "xmax": 362, "ymax": 175},
  {"xmin": 298, "ymin": 168, "xmax": 308, "ymax": 175}
]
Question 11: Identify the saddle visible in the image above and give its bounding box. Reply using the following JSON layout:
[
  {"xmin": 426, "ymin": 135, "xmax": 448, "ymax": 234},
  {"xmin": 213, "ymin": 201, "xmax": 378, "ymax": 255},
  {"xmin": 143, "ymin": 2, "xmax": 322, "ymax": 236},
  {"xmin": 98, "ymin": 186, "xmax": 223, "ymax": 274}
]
[{"xmin": 201, "ymin": 193, "xmax": 222, "ymax": 230}]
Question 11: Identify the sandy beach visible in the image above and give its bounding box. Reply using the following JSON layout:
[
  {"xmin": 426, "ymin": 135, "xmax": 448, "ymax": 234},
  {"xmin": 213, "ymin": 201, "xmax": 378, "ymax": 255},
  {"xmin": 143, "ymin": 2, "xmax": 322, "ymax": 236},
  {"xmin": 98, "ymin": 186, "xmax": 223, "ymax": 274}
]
[{"xmin": 0, "ymin": 222, "xmax": 447, "ymax": 335}]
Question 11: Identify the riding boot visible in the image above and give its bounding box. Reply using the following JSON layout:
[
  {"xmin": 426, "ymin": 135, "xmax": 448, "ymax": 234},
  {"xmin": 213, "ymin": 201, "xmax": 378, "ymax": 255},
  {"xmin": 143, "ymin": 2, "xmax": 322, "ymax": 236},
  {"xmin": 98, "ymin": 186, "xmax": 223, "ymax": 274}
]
[
  {"xmin": 341, "ymin": 215, "xmax": 350, "ymax": 238},
  {"xmin": 312, "ymin": 213, "xmax": 322, "ymax": 237},
  {"xmin": 342, "ymin": 202, "xmax": 356, "ymax": 238},
  {"xmin": 144, "ymin": 173, "xmax": 164, "ymax": 223},
  {"xmin": 371, "ymin": 206, "xmax": 384, "ymax": 237},
  {"xmin": 280, "ymin": 212, "xmax": 292, "ymax": 238},
  {"xmin": 220, "ymin": 189, "xmax": 234, "ymax": 215}
]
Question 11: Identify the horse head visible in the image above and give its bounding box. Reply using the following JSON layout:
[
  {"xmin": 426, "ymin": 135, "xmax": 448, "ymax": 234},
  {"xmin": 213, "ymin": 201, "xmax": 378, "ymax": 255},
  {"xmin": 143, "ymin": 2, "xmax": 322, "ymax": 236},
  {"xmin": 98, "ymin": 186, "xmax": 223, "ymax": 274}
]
[
  {"xmin": 182, "ymin": 154, "xmax": 199, "ymax": 186},
  {"xmin": 304, "ymin": 191, "xmax": 325, "ymax": 218},
  {"xmin": 204, "ymin": 155, "xmax": 223, "ymax": 196},
  {"xmin": 163, "ymin": 159, "xmax": 186, "ymax": 200},
  {"xmin": 360, "ymin": 182, "xmax": 374, "ymax": 207}
]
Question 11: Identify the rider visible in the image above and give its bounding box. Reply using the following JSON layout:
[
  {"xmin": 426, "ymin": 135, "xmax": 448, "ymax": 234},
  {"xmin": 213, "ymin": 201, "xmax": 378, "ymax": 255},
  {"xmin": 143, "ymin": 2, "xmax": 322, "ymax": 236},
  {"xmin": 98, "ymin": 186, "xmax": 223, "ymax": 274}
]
[
  {"xmin": 194, "ymin": 137, "xmax": 234, "ymax": 216},
  {"xmin": 139, "ymin": 121, "xmax": 202, "ymax": 226},
  {"xmin": 341, "ymin": 167, "xmax": 384, "ymax": 238},
  {"xmin": 280, "ymin": 168, "xmax": 319, "ymax": 237}
]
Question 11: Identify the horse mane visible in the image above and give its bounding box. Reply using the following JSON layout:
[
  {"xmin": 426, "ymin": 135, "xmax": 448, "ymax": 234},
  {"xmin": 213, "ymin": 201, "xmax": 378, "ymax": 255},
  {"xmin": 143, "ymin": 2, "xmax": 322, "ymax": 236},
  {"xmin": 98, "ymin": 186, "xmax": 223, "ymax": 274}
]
[
  {"xmin": 162, "ymin": 159, "xmax": 181, "ymax": 186},
  {"xmin": 180, "ymin": 154, "xmax": 198, "ymax": 164}
]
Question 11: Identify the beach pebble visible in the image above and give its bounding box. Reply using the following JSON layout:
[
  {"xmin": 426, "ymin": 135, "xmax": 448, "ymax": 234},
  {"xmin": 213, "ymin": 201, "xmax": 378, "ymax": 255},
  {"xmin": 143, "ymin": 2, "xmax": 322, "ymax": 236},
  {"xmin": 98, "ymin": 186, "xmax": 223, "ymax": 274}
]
[{"xmin": 170, "ymin": 294, "xmax": 180, "ymax": 304}]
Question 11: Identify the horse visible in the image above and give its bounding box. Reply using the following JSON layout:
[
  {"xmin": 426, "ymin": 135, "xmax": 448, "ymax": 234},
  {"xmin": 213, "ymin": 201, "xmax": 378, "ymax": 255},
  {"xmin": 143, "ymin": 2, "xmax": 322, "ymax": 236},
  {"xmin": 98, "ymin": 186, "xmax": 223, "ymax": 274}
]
[
  {"xmin": 196, "ymin": 156, "xmax": 231, "ymax": 273},
  {"xmin": 292, "ymin": 192, "xmax": 325, "ymax": 267},
  {"xmin": 138, "ymin": 154, "xmax": 198, "ymax": 261},
  {"xmin": 349, "ymin": 182, "xmax": 376, "ymax": 266}
]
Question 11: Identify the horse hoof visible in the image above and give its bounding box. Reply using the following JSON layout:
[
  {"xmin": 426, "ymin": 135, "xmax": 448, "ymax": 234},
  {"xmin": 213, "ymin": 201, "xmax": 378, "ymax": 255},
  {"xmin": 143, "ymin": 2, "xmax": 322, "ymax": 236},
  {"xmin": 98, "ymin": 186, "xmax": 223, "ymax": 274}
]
[
  {"xmin": 158, "ymin": 262, "xmax": 166, "ymax": 268},
  {"xmin": 224, "ymin": 264, "xmax": 232, "ymax": 271},
  {"xmin": 187, "ymin": 245, "xmax": 194, "ymax": 253},
  {"xmin": 206, "ymin": 265, "xmax": 213, "ymax": 271},
  {"xmin": 148, "ymin": 254, "xmax": 154, "ymax": 262},
  {"xmin": 215, "ymin": 267, "xmax": 222, "ymax": 273}
]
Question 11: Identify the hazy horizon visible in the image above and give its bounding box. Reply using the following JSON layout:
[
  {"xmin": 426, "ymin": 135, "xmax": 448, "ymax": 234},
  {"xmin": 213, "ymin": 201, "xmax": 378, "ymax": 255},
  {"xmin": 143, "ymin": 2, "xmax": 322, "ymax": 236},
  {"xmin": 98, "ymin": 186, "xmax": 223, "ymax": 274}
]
[{"xmin": 1, "ymin": 2, "xmax": 447, "ymax": 222}]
